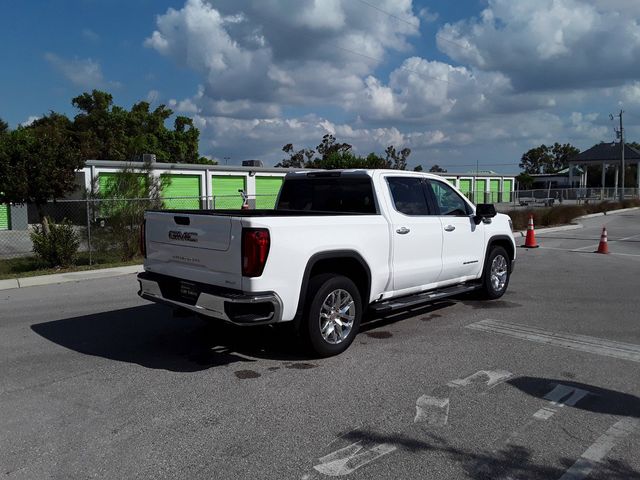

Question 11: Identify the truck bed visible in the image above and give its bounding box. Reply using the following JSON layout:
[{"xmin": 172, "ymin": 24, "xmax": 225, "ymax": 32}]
[{"xmin": 149, "ymin": 209, "xmax": 377, "ymax": 217}]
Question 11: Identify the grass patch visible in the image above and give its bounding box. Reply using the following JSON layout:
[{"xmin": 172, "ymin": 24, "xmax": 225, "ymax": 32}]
[
  {"xmin": 0, "ymin": 251, "xmax": 142, "ymax": 280},
  {"xmin": 508, "ymin": 199, "xmax": 640, "ymax": 231}
]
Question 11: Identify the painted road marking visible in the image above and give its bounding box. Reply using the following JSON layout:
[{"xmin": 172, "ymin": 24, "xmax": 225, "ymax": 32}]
[
  {"xmin": 537, "ymin": 246, "xmax": 640, "ymax": 257},
  {"xmin": 467, "ymin": 319, "xmax": 640, "ymax": 363},
  {"xmin": 533, "ymin": 407, "xmax": 556, "ymax": 420},
  {"xmin": 313, "ymin": 442, "xmax": 397, "ymax": 476},
  {"xmin": 532, "ymin": 384, "xmax": 590, "ymax": 421},
  {"xmin": 447, "ymin": 369, "xmax": 513, "ymax": 389},
  {"xmin": 558, "ymin": 418, "xmax": 640, "ymax": 480},
  {"xmin": 544, "ymin": 384, "xmax": 590, "ymax": 407},
  {"xmin": 474, "ymin": 382, "xmax": 595, "ymax": 478},
  {"xmin": 414, "ymin": 395, "xmax": 449, "ymax": 426}
]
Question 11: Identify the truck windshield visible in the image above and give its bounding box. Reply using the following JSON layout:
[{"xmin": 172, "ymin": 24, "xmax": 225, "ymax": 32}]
[{"xmin": 276, "ymin": 177, "xmax": 377, "ymax": 214}]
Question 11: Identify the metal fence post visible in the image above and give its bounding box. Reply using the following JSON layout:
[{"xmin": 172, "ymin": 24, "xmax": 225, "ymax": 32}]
[{"xmin": 85, "ymin": 198, "xmax": 93, "ymax": 266}]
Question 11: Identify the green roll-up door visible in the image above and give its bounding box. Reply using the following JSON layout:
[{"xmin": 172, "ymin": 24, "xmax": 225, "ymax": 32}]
[
  {"xmin": 161, "ymin": 175, "xmax": 201, "ymax": 209},
  {"xmin": 99, "ymin": 172, "xmax": 145, "ymax": 194},
  {"xmin": 503, "ymin": 180, "xmax": 513, "ymax": 202},
  {"xmin": 475, "ymin": 179, "xmax": 487, "ymax": 204},
  {"xmin": 490, "ymin": 179, "xmax": 500, "ymax": 203},
  {"xmin": 212, "ymin": 175, "xmax": 246, "ymax": 209},
  {"xmin": 0, "ymin": 203, "xmax": 10, "ymax": 230},
  {"xmin": 255, "ymin": 177, "xmax": 283, "ymax": 209},
  {"xmin": 459, "ymin": 179, "xmax": 472, "ymax": 199},
  {"xmin": 98, "ymin": 173, "xmax": 117, "ymax": 194}
]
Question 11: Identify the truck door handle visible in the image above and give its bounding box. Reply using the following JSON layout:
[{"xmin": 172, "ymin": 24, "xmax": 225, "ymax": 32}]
[
  {"xmin": 396, "ymin": 227, "xmax": 410, "ymax": 235},
  {"xmin": 444, "ymin": 225, "xmax": 456, "ymax": 232}
]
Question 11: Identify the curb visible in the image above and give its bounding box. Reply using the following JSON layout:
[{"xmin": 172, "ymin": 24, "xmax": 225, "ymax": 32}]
[
  {"xmin": 513, "ymin": 206, "xmax": 639, "ymax": 237},
  {"xmin": 576, "ymin": 206, "xmax": 640, "ymax": 220},
  {"xmin": 0, "ymin": 264, "xmax": 143, "ymax": 291},
  {"xmin": 514, "ymin": 223, "xmax": 583, "ymax": 238}
]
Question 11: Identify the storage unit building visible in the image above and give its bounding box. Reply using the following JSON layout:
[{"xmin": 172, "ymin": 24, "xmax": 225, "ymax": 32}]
[
  {"xmin": 211, "ymin": 175, "xmax": 246, "ymax": 209},
  {"xmin": 0, "ymin": 203, "xmax": 10, "ymax": 230},
  {"xmin": 255, "ymin": 176, "xmax": 284, "ymax": 209},
  {"xmin": 161, "ymin": 174, "xmax": 202, "ymax": 209}
]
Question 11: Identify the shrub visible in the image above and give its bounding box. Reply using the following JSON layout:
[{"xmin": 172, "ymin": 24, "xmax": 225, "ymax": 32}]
[
  {"xmin": 88, "ymin": 161, "xmax": 167, "ymax": 261},
  {"xmin": 30, "ymin": 217, "xmax": 80, "ymax": 267},
  {"xmin": 507, "ymin": 199, "xmax": 640, "ymax": 231}
]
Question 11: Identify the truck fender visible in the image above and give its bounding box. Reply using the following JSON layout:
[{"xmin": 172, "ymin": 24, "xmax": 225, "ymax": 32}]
[
  {"xmin": 482, "ymin": 235, "xmax": 516, "ymax": 276},
  {"xmin": 293, "ymin": 250, "xmax": 372, "ymax": 327}
]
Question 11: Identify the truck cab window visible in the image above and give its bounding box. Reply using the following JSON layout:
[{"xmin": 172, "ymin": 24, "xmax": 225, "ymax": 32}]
[
  {"xmin": 427, "ymin": 180, "xmax": 472, "ymax": 216},
  {"xmin": 387, "ymin": 177, "xmax": 430, "ymax": 215}
]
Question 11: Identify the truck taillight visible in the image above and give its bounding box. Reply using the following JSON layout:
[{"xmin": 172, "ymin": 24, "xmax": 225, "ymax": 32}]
[
  {"xmin": 242, "ymin": 228, "xmax": 270, "ymax": 277},
  {"xmin": 139, "ymin": 220, "xmax": 146, "ymax": 258}
]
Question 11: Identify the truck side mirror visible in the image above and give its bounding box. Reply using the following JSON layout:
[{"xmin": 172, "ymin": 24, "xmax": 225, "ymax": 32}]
[{"xmin": 474, "ymin": 203, "xmax": 497, "ymax": 224}]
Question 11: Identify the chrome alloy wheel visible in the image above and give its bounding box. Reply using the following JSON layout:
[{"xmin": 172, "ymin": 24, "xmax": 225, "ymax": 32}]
[
  {"xmin": 319, "ymin": 289, "xmax": 356, "ymax": 344},
  {"xmin": 490, "ymin": 254, "xmax": 508, "ymax": 292}
]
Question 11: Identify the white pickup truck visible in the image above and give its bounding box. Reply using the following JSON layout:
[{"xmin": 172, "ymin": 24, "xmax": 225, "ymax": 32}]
[{"xmin": 138, "ymin": 170, "xmax": 516, "ymax": 356}]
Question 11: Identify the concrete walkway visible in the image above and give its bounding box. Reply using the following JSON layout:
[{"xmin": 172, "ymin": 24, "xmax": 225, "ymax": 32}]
[{"xmin": 0, "ymin": 264, "xmax": 143, "ymax": 291}]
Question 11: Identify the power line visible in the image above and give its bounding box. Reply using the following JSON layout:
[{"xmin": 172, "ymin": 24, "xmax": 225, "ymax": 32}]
[
  {"xmin": 354, "ymin": 0, "xmax": 419, "ymax": 29},
  {"xmin": 332, "ymin": 44, "xmax": 458, "ymax": 86},
  {"xmin": 353, "ymin": 0, "xmax": 477, "ymax": 53},
  {"xmin": 440, "ymin": 162, "xmax": 520, "ymax": 167}
]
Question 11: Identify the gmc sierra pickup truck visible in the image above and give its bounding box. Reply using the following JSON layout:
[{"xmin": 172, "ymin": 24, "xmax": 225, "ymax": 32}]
[{"xmin": 138, "ymin": 170, "xmax": 516, "ymax": 356}]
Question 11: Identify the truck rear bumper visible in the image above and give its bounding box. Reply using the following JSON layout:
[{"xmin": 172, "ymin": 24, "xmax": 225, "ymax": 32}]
[{"xmin": 137, "ymin": 271, "xmax": 283, "ymax": 325}]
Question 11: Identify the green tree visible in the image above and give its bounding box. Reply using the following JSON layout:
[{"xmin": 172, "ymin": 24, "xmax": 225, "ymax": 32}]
[
  {"xmin": 71, "ymin": 89, "xmax": 210, "ymax": 163},
  {"xmin": 89, "ymin": 160, "xmax": 168, "ymax": 260},
  {"xmin": 413, "ymin": 165, "xmax": 424, "ymax": 172},
  {"xmin": 276, "ymin": 136, "xmax": 411, "ymax": 170},
  {"xmin": 515, "ymin": 172, "xmax": 534, "ymax": 189},
  {"xmin": 315, "ymin": 134, "xmax": 352, "ymax": 161},
  {"xmin": 384, "ymin": 145, "xmax": 410, "ymax": 170},
  {"xmin": 276, "ymin": 143, "xmax": 314, "ymax": 168},
  {"xmin": 519, "ymin": 143, "xmax": 580, "ymax": 174},
  {"xmin": 0, "ymin": 118, "xmax": 8, "ymax": 135},
  {"xmin": 362, "ymin": 152, "xmax": 389, "ymax": 169},
  {"xmin": 0, "ymin": 112, "xmax": 83, "ymax": 220},
  {"xmin": 429, "ymin": 164, "xmax": 447, "ymax": 173}
]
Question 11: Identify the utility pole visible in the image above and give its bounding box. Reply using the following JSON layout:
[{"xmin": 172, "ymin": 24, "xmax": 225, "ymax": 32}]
[
  {"xmin": 619, "ymin": 110, "xmax": 625, "ymax": 202},
  {"xmin": 612, "ymin": 110, "xmax": 625, "ymax": 202}
]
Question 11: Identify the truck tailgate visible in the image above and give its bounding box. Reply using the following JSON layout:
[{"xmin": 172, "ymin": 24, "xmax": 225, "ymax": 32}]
[{"xmin": 144, "ymin": 211, "xmax": 242, "ymax": 288}]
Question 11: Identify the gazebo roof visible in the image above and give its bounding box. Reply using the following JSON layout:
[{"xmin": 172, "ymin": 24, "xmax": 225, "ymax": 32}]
[{"xmin": 570, "ymin": 142, "xmax": 640, "ymax": 164}]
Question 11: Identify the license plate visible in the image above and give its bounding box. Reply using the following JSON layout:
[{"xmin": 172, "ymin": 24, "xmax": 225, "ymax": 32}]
[{"xmin": 179, "ymin": 281, "xmax": 199, "ymax": 300}]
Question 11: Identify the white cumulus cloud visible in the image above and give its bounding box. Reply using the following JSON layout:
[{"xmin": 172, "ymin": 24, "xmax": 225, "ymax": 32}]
[
  {"xmin": 44, "ymin": 53, "xmax": 119, "ymax": 89},
  {"xmin": 436, "ymin": 0, "xmax": 640, "ymax": 91}
]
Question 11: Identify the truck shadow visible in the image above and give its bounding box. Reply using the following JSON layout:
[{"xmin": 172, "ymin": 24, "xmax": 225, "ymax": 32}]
[
  {"xmin": 30, "ymin": 304, "xmax": 313, "ymax": 372},
  {"xmin": 31, "ymin": 300, "xmax": 468, "ymax": 372},
  {"xmin": 338, "ymin": 429, "xmax": 640, "ymax": 479},
  {"xmin": 507, "ymin": 376, "xmax": 640, "ymax": 419}
]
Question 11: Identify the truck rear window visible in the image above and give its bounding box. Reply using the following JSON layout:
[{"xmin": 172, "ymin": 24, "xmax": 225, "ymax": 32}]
[{"xmin": 276, "ymin": 177, "xmax": 377, "ymax": 214}]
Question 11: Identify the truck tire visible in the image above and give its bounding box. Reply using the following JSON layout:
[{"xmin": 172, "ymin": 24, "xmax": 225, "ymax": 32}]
[
  {"xmin": 479, "ymin": 246, "xmax": 511, "ymax": 300},
  {"xmin": 304, "ymin": 274, "xmax": 362, "ymax": 357}
]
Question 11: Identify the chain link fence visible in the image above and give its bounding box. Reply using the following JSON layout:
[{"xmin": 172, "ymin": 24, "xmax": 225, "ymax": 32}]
[
  {"xmin": 509, "ymin": 187, "xmax": 640, "ymax": 208},
  {"xmin": 2, "ymin": 188, "xmax": 638, "ymax": 264},
  {"xmin": 0, "ymin": 194, "xmax": 278, "ymax": 262}
]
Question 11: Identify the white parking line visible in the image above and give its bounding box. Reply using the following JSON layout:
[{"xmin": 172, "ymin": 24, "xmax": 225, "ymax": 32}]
[
  {"xmin": 531, "ymin": 384, "xmax": 591, "ymax": 421},
  {"xmin": 414, "ymin": 395, "xmax": 450, "ymax": 426},
  {"xmin": 467, "ymin": 319, "xmax": 640, "ymax": 363},
  {"xmin": 447, "ymin": 369, "xmax": 513, "ymax": 389},
  {"xmin": 313, "ymin": 442, "xmax": 397, "ymax": 476},
  {"xmin": 558, "ymin": 418, "xmax": 640, "ymax": 480}
]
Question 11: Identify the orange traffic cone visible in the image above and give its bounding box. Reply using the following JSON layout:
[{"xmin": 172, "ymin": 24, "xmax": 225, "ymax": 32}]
[
  {"xmin": 523, "ymin": 214, "xmax": 539, "ymax": 248},
  {"xmin": 596, "ymin": 227, "xmax": 609, "ymax": 254}
]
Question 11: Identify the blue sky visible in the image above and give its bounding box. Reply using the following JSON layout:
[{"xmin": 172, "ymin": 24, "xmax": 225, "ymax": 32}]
[{"xmin": 2, "ymin": 0, "xmax": 640, "ymax": 172}]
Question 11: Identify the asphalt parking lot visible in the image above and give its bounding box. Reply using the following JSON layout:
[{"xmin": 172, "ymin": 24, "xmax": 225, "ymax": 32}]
[{"xmin": 1, "ymin": 210, "xmax": 639, "ymax": 479}]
